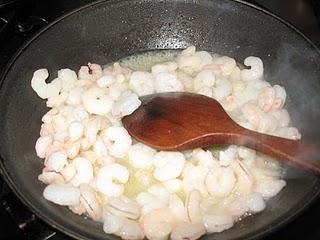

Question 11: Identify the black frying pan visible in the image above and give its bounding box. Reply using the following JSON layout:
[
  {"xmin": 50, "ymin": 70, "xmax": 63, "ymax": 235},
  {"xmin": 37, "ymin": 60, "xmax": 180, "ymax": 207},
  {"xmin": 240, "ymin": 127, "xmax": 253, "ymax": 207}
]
[{"xmin": 0, "ymin": 0, "xmax": 320, "ymax": 239}]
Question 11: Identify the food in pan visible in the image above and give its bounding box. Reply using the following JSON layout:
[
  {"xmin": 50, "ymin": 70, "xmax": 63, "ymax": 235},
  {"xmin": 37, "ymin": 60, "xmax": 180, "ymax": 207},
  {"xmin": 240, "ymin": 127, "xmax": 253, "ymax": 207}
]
[{"xmin": 31, "ymin": 46, "xmax": 300, "ymax": 239}]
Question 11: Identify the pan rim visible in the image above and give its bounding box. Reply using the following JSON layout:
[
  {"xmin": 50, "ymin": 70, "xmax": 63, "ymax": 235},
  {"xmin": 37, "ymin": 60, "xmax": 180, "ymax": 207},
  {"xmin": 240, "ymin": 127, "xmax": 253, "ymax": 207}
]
[{"xmin": 0, "ymin": 0, "xmax": 319, "ymax": 240}]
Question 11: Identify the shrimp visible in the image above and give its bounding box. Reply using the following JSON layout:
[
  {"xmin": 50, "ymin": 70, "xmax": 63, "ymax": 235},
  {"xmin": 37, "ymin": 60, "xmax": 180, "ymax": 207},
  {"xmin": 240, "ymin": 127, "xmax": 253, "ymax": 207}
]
[
  {"xmin": 60, "ymin": 163, "xmax": 76, "ymax": 182},
  {"xmin": 82, "ymin": 87, "xmax": 113, "ymax": 115},
  {"xmin": 78, "ymin": 63, "xmax": 103, "ymax": 81},
  {"xmin": 148, "ymin": 185, "xmax": 171, "ymax": 204},
  {"xmin": 185, "ymin": 190, "xmax": 202, "ymax": 223},
  {"xmin": 73, "ymin": 106, "xmax": 89, "ymax": 121},
  {"xmin": 103, "ymin": 211, "xmax": 125, "ymax": 234},
  {"xmin": 168, "ymin": 194, "xmax": 188, "ymax": 222},
  {"xmin": 35, "ymin": 136, "xmax": 52, "ymax": 158},
  {"xmin": 84, "ymin": 116, "xmax": 109, "ymax": 144},
  {"xmin": 241, "ymin": 56, "xmax": 263, "ymax": 81},
  {"xmin": 142, "ymin": 208, "xmax": 176, "ymax": 240},
  {"xmin": 271, "ymin": 109, "xmax": 290, "ymax": 127},
  {"xmin": 79, "ymin": 184, "xmax": 102, "ymax": 221},
  {"xmin": 171, "ymin": 222, "xmax": 206, "ymax": 240},
  {"xmin": 212, "ymin": 56, "xmax": 237, "ymax": 76},
  {"xmin": 182, "ymin": 163, "xmax": 209, "ymax": 196},
  {"xmin": 272, "ymin": 85, "xmax": 286, "ymax": 110},
  {"xmin": 205, "ymin": 166, "xmax": 236, "ymax": 198},
  {"xmin": 129, "ymin": 71, "xmax": 155, "ymax": 96},
  {"xmin": 258, "ymin": 86, "xmax": 276, "ymax": 112},
  {"xmin": 31, "ymin": 69, "xmax": 61, "ymax": 99},
  {"xmin": 154, "ymin": 72, "xmax": 184, "ymax": 93},
  {"xmin": 238, "ymin": 147, "xmax": 256, "ymax": 167},
  {"xmin": 212, "ymin": 77, "xmax": 232, "ymax": 101},
  {"xmin": 193, "ymin": 70, "xmax": 215, "ymax": 91},
  {"xmin": 255, "ymin": 179, "xmax": 286, "ymax": 199},
  {"xmin": 151, "ymin": 62, "xmax": 178, "ymax": 74},
  {"xmin": 276, "ymin": 127, "xmax": 301, "ymax": 140},
  {"xmin": 231, "ymin": 160, "xmax": 254, "ymax": 195},
  {"xmin": 153, "ymin": 151, "xmax": 185, "ymax": 182},
  {"xmin": 70, "ymin": 157, "xmax": 93, "ymax": 187},
  {"xmin": 67, "ymin": 87, "xmax": 82, "ymax": 106},
  {"xmin": 163, "ymin": 179, "xmax": 183, "ymax": 193},
  {"xmin": 176, "ymin": 71, "xmax": 194, "ymax": 91},
  {"xmin": 45, "ymin": 151, "xmax": 68, "ymax": 172},
  {"xmin": 96, "ymin": 163, "xmax": 129, "ymax": 197},
  {"xmin": 97, "ymin": 75, "xmax": 115, "ymax": 88},
  {"xmin": 68, "ymin": 121, "xmax": 84, "ymax": 141},
  {"xmin": 197, "ymin": 87, "xmax": 213, "ymax": 97},
  {"xmin": 135, "ymin": 192, "xmax": 167, "ymax": 215},
  {"xmin": 117, "ymin": 219, "xmax": 144, "ymax": 240},
  {"xmin": 177, "ymin": 46, "xmax": 212, "ymax": 74},
  {"xmin": 246, "ymin": 192, "xmax": 266, "ymax": 213},
  {"xmin": 58, "ymin": 68, "xmax": 77, "ymax": 92},
  {"xmin": 128, "ymin": 143, "xmax": 156, "ymax": 169},
  {"xmin": 203, "ymin": 214, "xmax": 234, "ymax": 233},
  {"xmin": 38, "ymin": 169, "xmax": 65, "ymax": 184},
  {"xmin": 93, "ymin": 137, "xmax": 108, "ymax": 158},
  {"xmin": 43, "ymin": 184, "xmax": 80, "ymax": 206},
  {"xmin": 241, "ymin": 101, "xmax": 263, "ymax": 129},
  {"xmin": 101, "ymin": 126, "xmax": 132, "ymax": 158},
  {"xmin": 112, "ymin": 91, "xmax": 141, "ymax": 118},
  {"xmin": 105, "ymin": 196, "xmax": 141, "ymax": 220},
  {"xmin": 219, "ymin": 146, "xmax": 238, "ymax": 167}
]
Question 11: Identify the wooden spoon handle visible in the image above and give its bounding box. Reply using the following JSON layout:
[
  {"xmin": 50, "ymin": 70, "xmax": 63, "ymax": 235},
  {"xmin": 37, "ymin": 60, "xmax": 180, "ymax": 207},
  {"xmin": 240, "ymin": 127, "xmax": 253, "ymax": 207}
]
[{"xmin": 233, "ymin": 129, "xmax": 320, "ymax": 174}]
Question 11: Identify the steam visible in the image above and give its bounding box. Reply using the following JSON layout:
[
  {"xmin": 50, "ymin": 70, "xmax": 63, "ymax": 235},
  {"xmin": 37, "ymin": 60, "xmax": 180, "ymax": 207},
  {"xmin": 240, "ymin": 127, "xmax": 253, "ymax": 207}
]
[{"xmin": 265, "ymin": 43, "xmax": 320, "ymax": 178}]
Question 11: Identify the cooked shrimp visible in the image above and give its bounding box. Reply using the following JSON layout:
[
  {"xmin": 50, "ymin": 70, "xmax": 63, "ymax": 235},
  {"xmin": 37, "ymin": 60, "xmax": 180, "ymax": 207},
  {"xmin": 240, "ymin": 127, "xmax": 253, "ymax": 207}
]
[
  {"xmin": 96, "ymin": 163, "xmax": 129, "ymax": 197},
  {"xmin": 135, "ymin": 192, "xmax": 167, "ymax": 215},
  {"xmin": 38, "ymin": 169, "xmax": 65, "ymax": 185},
  {"xmin": 117, "ymin": 219, "xmax": 144, "ymax": 240},
  {"xmin": 101, "ymin": 126, "xmax": 132, "ymax": 158},
  {"xmin": 153, "ymin": 151, "xmax": 185, "ymax": 182},
  {"xmin": 79, "ymin": 184, "xmax": 102, "ymax": 221},
  {"xmin": 143, "ymin": 208, "xmax": 176, "ymax": 240},
  {"xmin": 58, "ymin": 68, "xmax": 77, "ymax": 91},
  {"xmin": 193, "ymin": 70, "xmax": 215, "ymax": 91},
  {"xmin": 112, "ymin": 91, "xmax": 141, "ymax": 118},
  {"xmin": 168, "ymin": 194, "xmax": 187, "ymax": 222},
  {"xmin": 171, "ymin": 222, "xmax": 206, "ymax": 240},
  {"xmin": 185, "ymin": 190, "xmax": 202, "ymax": 223},
  {"xmin": 35, "ymin": 136, "xmax": 52, "ymax": 158},
  {"xmin": 70, "ymin": 157, "xmax": 93, "ymax": 187},
  {"xmin": 212, "ymin": 77, "xmax": 232, "ymax": 101},
  {"xmin": 128, "ymin": 143, "xmax": 156, "ymax": 169},
  {"xmin": 212, "ymin": 56, "xmax": 236, "ymax": 76},
  {"xmin": 68, "ymin": 121, "xmax": 84, "ymax": 141},
  {"xmin": 231, "ymin": 160, "xmax": 254, "ymax": 195},
  {"xmin": 97, "ymin": 75, "xmax": 115, "ymax": 88},
  {"xmin": 31, "ymin": 69, "xmax": 61, "ymax": 99},
  {"xmin": 78, "ymin": 63, "xmax": 103, "ymax": 81},
  {"xmin": 103, "ymin": 211, "xmax": 124, "ymax": 234},
  {"xmin": 43, "ymin": 184, "xmax": 80, "ymax": 206},
  {"xmin": 203, "ymin": 214, "xmax": 234, "ymax": 233},
  {"xmin": 241, "ymin": 56, "xmax": 263, "ymax": 81},
  {"xmin": 82, "ymin": 87, "xmax": 113, "ymax": 115},
  {"xmin": 182, "ymin": 163, "xmax": 209, "ymax": 196},
  {"xmin": 45, "ymin": 151, "xmax": 68, "ymax": 172},
  {"xmin": 154, "ymin": 72, "xmax": 184, "ymax": 92},
  {"xmin": 205, "ymin": 166, "xmax": 236, "ymax": 198},
  {"xmin": 129, "ymin": 71, "xmax": 155, "ymax": 96},
  {"xmin": 105, "ymin": 196, "xmax": 141, "ymax": 220},
  {"xmin": 151, "ymin": 62, "xmax": 178, "ymax": 74}
]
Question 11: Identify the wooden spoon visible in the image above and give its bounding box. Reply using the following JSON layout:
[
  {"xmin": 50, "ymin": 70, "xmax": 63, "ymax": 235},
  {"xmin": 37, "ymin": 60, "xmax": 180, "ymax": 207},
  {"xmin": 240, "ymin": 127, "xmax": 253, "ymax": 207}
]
[{"xmin": 122, "ymin": 92, "xmax": 320, "ymax": 174}]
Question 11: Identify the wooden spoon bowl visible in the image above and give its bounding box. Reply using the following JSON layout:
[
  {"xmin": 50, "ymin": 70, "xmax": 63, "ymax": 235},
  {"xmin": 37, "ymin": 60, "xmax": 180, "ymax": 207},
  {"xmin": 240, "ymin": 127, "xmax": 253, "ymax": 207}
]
[{"xmin": 122, "ymin": 92, "xmax": 320, "ymax": 174}]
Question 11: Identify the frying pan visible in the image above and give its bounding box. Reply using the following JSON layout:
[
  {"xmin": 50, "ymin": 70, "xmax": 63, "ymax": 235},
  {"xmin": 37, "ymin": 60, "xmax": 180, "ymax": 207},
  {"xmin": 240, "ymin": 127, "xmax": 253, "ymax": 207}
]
[{"xmin": 0, "ymin": 0, "xmax": 320, "ymax": 239}]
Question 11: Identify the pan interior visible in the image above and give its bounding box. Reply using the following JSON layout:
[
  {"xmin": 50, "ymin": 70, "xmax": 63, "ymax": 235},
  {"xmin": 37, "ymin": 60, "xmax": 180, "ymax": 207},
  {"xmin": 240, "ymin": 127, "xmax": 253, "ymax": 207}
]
[{"xmin": 0, "ymin": 0, "xmax": 320, "ymax": 239}]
